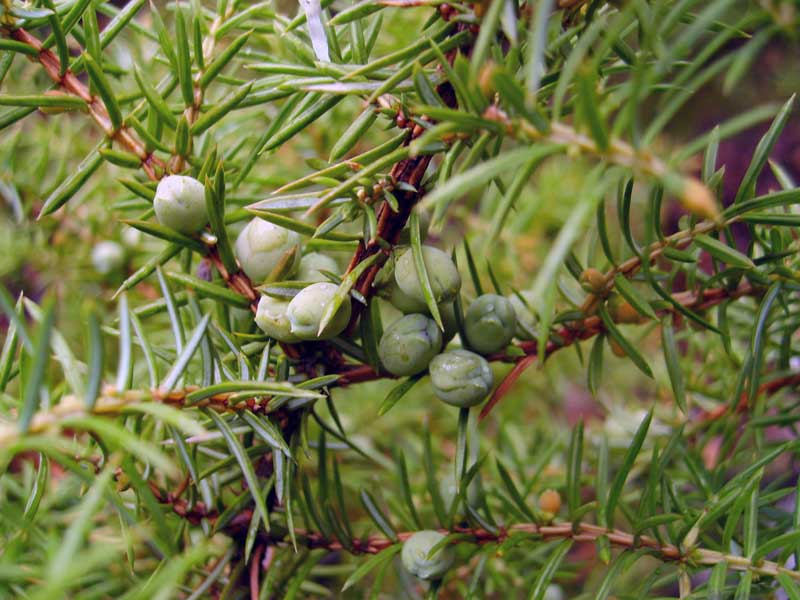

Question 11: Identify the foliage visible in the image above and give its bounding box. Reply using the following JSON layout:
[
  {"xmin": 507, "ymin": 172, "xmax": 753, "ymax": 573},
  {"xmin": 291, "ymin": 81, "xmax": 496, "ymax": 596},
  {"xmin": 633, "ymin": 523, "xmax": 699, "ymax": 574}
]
[{"xmin": 0, "ymin": 0, "xmax": 799, "ymax": 597}]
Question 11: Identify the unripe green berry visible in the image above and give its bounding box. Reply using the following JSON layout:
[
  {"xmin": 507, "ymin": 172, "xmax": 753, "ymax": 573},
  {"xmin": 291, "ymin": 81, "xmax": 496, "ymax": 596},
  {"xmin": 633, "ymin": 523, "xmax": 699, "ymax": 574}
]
[
  {"xmin": 544, "ymin": 585, "xmax": 565, "ymax": 600},
  {"xmin": 380, "ymin": 264, "xmax": 458, "ymax": 342},
  {"xmin": 121, "ymin": 226, "xmax": 142, "ymax": 248},
  {"xmin": 397, "ymin": 209, "xmax": 431, "ymax": 244},
  {"xmin": 429, "ymin": 349, "xmax": 493, "ymax": 407},
  {"xmin": 234, "ymin": 218, "xmax": 301, "ymax": 284},
  {"xmin": 91, "ymin": 241, "xmax": 125, "ymax": 275},
  {"xmin": 394, "ymin": 246, "xmax": 461, "ymax": 305},
  {"xmin": 286, "ymin": 282, "xmax": 351, "ymax": 340},
  {"xmin": 153, "ymin": 175, "xmax": 207, "ymax": 234},
  {"xmin": 296, "ymin": 252, "xmax": 338, "ymax": 282},
  {"xmin": 464, "ymin": 294, "xmax": 516, "ymax": 354},
  {"xmin": 386, "ymin": 278, "xmax": 429, "ymax": 313},
  {"xmin": 508, "ymin": 293, "xmax": 537, "ymax": 340},
  {"xmin": 401, "ymin": 530, "xmax": 454, "ymax": 581},
  {"xmin": 255, "ymin": 295, "xmax": 299, "ymax": 342},
  {"xmin": 439, "ymin": 302, "xmax": 458, "ymax": 345},
  {"xmin": 378, "ymin": 314, "xmax": 442, "ymax": 376}
]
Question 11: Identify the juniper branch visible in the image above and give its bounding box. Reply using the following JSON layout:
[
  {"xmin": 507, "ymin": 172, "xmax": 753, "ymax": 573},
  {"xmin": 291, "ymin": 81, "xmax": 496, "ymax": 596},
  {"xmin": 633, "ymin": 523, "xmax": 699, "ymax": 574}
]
[
  {"xmin": 7, "ymin": 27, "xmax": 166, "ymax": 180},
  {"xmin": 233, "ymin": 519, "xmax": 800, "ymax": 583},
  {"xmin": 339, "ymin": 22, "xmax": 469, "ymax": 333}
]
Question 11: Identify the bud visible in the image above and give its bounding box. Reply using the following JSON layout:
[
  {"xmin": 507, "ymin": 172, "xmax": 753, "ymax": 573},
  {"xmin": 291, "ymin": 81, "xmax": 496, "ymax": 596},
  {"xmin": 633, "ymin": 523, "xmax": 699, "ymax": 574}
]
[
  {"xmin": 579, "ymin": 268, "xmax": 606, "ymax": 294},
  {"xmin": 472, "ymin": 0, "xmax": 490, "ymax": 18},
  {"xmin": 681, "ymin": 177, "xmax": 719, "ymax": 221},
  {"xmin": 153, "ymin": 175, "xmax": 208, "ymax": 234},
  {"xmin": 608, "ymin": 337, "xmax": 627, "ymax": 358},
  {"xmin": 538, "ymin": 489, "xmax": 562, "ymax": 516},
  {"xmin": 478, "ymin": 61, "xmax": 497, "ymax": 98},
  {"xmin": 607, "ymin": 294, "xmax": 644, "ymax": 324}
]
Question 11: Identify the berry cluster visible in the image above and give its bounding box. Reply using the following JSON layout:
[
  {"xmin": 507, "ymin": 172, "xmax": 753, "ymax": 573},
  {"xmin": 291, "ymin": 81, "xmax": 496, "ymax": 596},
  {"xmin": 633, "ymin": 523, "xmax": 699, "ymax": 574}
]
[{"xmin": 150, "ymin": 174, "xmax": 542, "ymax": 411}]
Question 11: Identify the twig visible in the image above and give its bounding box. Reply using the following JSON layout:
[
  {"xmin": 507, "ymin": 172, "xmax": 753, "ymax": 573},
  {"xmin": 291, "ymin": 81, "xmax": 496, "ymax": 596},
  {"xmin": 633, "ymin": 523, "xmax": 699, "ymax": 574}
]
[
  {"xmin": 0, "ymin": 384, "xmax": 296, "ymax": 448},
  {"xmin": 227, "ymin": 518, "xmax": 800, "ymax": 583},
  {"xmin": 699, "ymin": 372, "xmax": 800, "ymax": 423},
  {"xmin": 0, "ymin": 282, "xmax": 764, "ymax": 452},
  {"xmin": 4, "ymin": 24, "xmax": 263, "ymax": 313},
  {"xmin": 340, "ymin": 23, "xmax": 467, "ymax": 333},
  {"xmin": 8, "ymin": 28, "xmax": 166, "ymax": 180},
  {"xmin": 250, "ymin": 544, "xmax": 265, "ymax": 600},
  {"xmin": 478, "ymin": 280, "xmax": 756, "ymax": 420},
  {"xmin": 148, "ymin": 479, "xmax": 218, "ymax": 524}
]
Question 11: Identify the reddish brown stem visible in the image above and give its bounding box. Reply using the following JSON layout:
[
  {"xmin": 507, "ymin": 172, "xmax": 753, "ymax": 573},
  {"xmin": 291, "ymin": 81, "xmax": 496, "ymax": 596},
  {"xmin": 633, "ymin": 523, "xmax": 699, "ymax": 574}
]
[
  {"xmin": 249, "ymin": 544, "xmax": 265, "ymax": 600},
  {"xmin": 699, "ymin": 372, "xmax": 800, "ymax": 423},
  {"xmin": 341, "ymin": 26, "xmax": 467, "ymax": 334},
  {"xmin": 216, "ymin": 514, "xmax": 800, "ymax": 582},
  {"xmin": 9, "ymin": 27, "xmax": 166, "ymax": 179},
  {"xmin": 478, "ymin": 281, "xmax": 756, "ymax": 420}
]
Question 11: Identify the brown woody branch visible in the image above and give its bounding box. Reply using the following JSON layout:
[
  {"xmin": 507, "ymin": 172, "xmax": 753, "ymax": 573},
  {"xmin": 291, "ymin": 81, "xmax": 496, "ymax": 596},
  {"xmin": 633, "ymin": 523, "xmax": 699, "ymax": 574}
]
[
  {"xmin": 341, "ymin": 20, "xmax": 467, "ymax": 333},
  {"xmin": 4, "ymin": 24, "xmax": 264, "ymax": 314},
  {"xmin": 8, "ymin": 27, "xmax": 166, "ymax": 180},
  {"xmin": 477, "ymin": 280, "xmax": 758, "ymax": 419},
  {"xmin": 0, "ymin": 281, "xmax": 769, "ymax": 453},
  {"xmin": 0, "ymin": 384, "xmax": 299, "ymax": 448},
  {"xmin": 699, "ymin": 372, "xmax": 800, "ymax": 423},
  {"xmin": 332, "ymin": 281, "xmax": 760, "ymax": 411},
  {"xmin": 222, "ymin": 517, "xmax": 800, "ymax": 583}
]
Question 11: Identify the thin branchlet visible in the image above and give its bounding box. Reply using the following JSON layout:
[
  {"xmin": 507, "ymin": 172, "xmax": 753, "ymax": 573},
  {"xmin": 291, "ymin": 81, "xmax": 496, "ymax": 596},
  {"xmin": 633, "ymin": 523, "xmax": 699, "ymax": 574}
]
[{"xmin": 2, "ymin": 1, "xmax": 799, "ymax": 597}]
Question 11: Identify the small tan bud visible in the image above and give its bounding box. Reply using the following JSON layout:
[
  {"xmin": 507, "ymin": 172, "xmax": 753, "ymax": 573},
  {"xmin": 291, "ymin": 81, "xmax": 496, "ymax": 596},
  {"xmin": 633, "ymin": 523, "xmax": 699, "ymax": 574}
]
[
  {"xmin": 115, "ymin": 472, "xmax": 131, "ymax": 492},
  {"xmin": 681, "ymin": 178, "xmax": 719, "ymax": 221},
  {"xmin": 472, "ymin": 0, "xmax": 490, "ymax": 18},
  {"xmin": 608, "ymin": 337, "xmax": 627, "ymax": 358},
  {"xmin": 607, "ymin": 295, "xmax": 643, "ymax": 324},
  {"xmin": 539, "ymin": 489, "xmax": 562, "ymax": 515},
  {"xmin": 580, "ymin": 268, "xmax": 607, "ymax": 294},
  {"xmin": 478, "ymin": 62, "xmax": 497, "ymax": 98}
]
